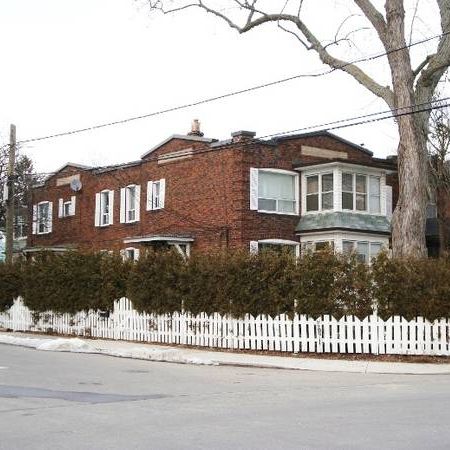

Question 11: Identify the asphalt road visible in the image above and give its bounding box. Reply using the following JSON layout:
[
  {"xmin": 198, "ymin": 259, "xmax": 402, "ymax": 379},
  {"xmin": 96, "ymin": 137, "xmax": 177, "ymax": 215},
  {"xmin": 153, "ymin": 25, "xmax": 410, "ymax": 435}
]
[{"xmin": 0, "ymin": 344, "xmax": 449, "ymax": 450}]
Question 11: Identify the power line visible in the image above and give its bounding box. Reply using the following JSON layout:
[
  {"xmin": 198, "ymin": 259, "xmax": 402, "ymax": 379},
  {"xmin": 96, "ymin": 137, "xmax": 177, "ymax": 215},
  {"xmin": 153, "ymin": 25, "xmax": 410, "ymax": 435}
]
[
  {"xmin": 30, "ymin": 97, "xmax": 447, "ymax": 177},
  {"xmin": 17, "ymin": 31, "xmax": 449, "ymax": 145}
]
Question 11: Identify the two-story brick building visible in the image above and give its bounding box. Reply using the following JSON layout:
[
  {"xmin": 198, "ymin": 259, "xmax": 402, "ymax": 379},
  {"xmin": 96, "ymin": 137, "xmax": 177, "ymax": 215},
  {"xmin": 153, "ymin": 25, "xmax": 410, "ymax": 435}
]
[{"xmin": 26, "ymin": 122, "xmax": 397, "ymax": 263}]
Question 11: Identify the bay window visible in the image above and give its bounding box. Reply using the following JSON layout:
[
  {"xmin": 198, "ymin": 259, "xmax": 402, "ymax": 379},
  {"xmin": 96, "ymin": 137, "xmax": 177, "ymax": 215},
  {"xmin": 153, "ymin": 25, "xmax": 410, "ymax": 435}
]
[
  {"xmin": 342, "ymin": 240, "xmax": 383, "ymax": 263},
  {"xmin": 342, "ymin": 173, "xmax": 381, "ymax": 214},
  {"xmin": 306, "ymin": 173, "xmax": 334, "ymax": 212}
]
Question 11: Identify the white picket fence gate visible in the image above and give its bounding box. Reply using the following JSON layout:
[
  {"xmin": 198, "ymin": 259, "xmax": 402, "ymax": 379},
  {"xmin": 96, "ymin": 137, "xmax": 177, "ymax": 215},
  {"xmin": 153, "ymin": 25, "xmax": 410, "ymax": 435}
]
[{"xmin": 1, "ymin": 297, "xmax": 449, "ymax": 356}]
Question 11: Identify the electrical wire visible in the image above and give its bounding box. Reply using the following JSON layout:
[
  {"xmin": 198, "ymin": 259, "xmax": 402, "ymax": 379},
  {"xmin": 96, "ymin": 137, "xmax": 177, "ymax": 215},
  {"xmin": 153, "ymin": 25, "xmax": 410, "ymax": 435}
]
[{"xmin": 16, "ymin": 30, "xmax": 449, "ymax": 145}]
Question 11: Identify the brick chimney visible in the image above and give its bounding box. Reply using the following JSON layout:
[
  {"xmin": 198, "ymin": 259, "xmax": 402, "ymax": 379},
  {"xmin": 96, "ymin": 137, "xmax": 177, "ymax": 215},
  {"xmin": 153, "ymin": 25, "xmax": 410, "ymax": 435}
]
[
  {"xmin": 231, "ymin": 130, "xmax": 256, "ymax": 143},
  {"xmin": 187, "ymin": 119, "xmax": 204, "ymax": 137}
]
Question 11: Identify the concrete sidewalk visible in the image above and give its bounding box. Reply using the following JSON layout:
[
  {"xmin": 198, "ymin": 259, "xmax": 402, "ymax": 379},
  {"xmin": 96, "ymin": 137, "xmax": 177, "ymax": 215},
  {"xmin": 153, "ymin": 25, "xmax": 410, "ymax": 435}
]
[{"xmin": 1, "ymin": 331, "xmax": 449, "ymax": 375}]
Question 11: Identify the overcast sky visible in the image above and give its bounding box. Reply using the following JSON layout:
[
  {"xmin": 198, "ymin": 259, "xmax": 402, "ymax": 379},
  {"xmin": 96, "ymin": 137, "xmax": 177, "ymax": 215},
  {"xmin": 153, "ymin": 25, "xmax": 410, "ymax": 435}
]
[{"xmin": 0, "ymin": 0, "xmax": 447, "ymax": 174}]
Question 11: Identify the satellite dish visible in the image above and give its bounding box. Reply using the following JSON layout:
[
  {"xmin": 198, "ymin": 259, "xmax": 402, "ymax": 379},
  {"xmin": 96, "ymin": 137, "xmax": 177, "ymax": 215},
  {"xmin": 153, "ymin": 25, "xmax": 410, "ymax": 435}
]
[{"xmin": 70, "ymin": 179, "xmax": 82, "ymax": 192}]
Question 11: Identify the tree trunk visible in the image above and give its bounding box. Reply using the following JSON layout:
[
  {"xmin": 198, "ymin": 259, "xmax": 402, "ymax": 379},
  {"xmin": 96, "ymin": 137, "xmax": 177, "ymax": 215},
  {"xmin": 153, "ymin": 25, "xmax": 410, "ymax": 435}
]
[
  {"xmin": 386, "ymin": 0, "xmax": 428, "ymax": 258},
  {"xmin": 391, "ymin": 116, "xmax": 428, "ymax": 257}
]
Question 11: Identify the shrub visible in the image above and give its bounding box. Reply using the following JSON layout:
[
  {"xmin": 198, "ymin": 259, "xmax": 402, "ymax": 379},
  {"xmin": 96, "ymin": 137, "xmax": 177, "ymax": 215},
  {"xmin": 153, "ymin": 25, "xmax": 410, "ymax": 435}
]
[
  {"xmin": 22, "ymin": 252, "xmax": 124, "ymax": 313},
  {"xmin": 127, "ymin": 248, "xmax": 185, "ymax": 314},
  {"xmin": 292, "ymin": 249, "xmax": 373, "ymax": 318},
  {"xmin": 372, "ymin": 253, "xmax": 450, "ymax": 320},
  {"xmin": 0, "ymin": 261, "xmax": 23, "ymax": 311}
]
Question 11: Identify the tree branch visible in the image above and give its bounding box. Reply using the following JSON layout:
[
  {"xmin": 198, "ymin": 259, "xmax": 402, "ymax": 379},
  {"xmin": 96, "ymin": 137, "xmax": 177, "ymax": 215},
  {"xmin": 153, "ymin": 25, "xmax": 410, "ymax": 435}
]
[
  {"xmin": 353, "ymin": 0, "xmax": 387, "ymax": 47},
  {"xmin": 415, "ymin": 0, "xmax": 450, "ymax": 107}
]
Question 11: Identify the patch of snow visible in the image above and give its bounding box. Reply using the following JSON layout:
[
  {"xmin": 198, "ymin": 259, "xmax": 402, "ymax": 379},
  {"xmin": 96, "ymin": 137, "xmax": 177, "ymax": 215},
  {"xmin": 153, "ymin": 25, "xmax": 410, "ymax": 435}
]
[
  {"xmin": 36, "ymin": 338, "xmax": 98, "ymax": 353},
  {"xmin": 0, "ymin": 333, "xmax": 216, "ymax": 365},
  {"xmin": 102, "ymin": 347, "xmax": 217, "ymax": 365}
]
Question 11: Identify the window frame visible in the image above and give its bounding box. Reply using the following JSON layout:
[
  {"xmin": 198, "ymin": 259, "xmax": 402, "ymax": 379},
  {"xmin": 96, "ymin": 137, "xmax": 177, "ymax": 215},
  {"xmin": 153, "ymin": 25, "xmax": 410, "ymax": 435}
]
[
  {"xmin": 147, "ymin": 178, "xmax": 166, "ymax": 211},
  {"xmin": 37, "ymin": 201, "xmax": 51, "ymax": 235},
  {"xmin": 342, "ymin": 240, "xmax": 384, "ymax": 264},
  {"xmin": 125, "ymin": 185, "xmax": 137, "ymax": 223},
  {"xmin": 341, "ymin": 172, "xmax": 381, "ymax": 214},
  {"xmin": 250, "ymin": 239, "xmax": 300, "ymax": 257},
  {"xmin": 100, "ymin": 190, "xmax": 112, "ymax": 227},
  {"xmin": 256, "ymin": 169, "xmax": 299, "ymax": 215},
  {"xmin": 305, "ymin": 172, "xmax": 334, "ymax": 213}
]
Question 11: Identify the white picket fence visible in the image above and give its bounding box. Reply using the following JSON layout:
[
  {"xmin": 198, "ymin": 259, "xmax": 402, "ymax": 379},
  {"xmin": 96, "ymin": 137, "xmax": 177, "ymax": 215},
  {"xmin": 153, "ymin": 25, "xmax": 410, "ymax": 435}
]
[{"xmin": 1, "ymin": 297, "xmax": 449, "ymax": 356}]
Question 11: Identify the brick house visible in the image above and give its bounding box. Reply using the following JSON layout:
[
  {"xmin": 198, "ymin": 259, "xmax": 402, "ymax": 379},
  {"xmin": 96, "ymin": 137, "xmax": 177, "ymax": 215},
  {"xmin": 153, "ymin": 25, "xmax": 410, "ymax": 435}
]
[{"xmin": 26, "ymin": 122, "xmax": 397, "ymax": 263}]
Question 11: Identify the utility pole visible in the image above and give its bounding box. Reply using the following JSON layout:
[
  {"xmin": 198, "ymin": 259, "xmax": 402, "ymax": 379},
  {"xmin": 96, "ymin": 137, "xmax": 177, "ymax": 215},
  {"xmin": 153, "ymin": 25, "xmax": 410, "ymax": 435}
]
[{"xmin": 5, "ymin": 124, "xmax": 16, "ymax": 264}]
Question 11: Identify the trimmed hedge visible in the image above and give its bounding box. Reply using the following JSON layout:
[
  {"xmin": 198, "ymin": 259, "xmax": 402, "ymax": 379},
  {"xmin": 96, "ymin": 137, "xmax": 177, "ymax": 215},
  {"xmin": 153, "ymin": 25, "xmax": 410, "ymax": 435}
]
[
  {"xmin": 372, "ymin": 252, "xmax": 450, "ymax": 320},
  {"xmin": 1, "ymin": 249, "xmax": 450, "ymax": 319},
  {"xmin": 0, "ymin": 261, "xmax": 22, "ymax": 311},
  {"xmin": 21, "ymin": 252, "xmax": 129, "ymax": 314}
]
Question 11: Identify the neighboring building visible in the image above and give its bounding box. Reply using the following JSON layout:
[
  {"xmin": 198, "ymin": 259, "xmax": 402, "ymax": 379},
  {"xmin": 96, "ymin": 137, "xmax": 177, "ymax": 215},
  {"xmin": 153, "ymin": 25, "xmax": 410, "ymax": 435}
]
[{"xmin": 25, "ymin": 122, "xmax": 397, "ymax": 263}]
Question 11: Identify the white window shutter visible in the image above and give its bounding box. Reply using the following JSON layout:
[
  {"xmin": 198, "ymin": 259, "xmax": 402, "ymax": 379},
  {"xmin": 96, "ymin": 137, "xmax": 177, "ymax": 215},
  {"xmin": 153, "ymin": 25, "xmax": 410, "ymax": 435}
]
[
  {"xmin": 159, "ymin": 179, "xmax": 166, "ymax": 209},
  {"xmin": 385, "ymin": 185, "xmax": 393, "ymax": 220},
  {"xmin": 120, "ymin": 188, "xmax": 126, "ymax": 223},
  {"xmin": 94, "ymin": 193, "xmax": 101, "ymax": 227},
  {"xmin": 134, "ymin": 248, "xmax": 140, "ymax": 260},
  {"xmin": 249, "ymin": 241, "xmax": 258, "ymax": 254},
  {"xmin": 120, "ymin": 249, "xmax": 126, "ymax": 261},
  {"xmin": 108, "ymin": 190, "xmax": 114, "ymax": 224},
  {"xmin": 47, "ymin": 202, "xmax": 53, "ymax": 233},
  {"xmin": 135, "ymin": 185, "xmax": 141, "ymax": 221},
  {"xmin": 58, "ymin": 198, "xmax": 63, "ymax": 218},
  {"xmin": 70, "ymin": 196, "xmax": 76, "ymax": 216},
  {"xmin": 250, "ymin": 168, "xmax": 258, "ymax": 210},
  {"xmin": 148, "ymin": 181, "xmax": 154, "ymax": 210},
  {"xmin": 32, "ymin": 205, "xmax": 37, "ymax": 234}
]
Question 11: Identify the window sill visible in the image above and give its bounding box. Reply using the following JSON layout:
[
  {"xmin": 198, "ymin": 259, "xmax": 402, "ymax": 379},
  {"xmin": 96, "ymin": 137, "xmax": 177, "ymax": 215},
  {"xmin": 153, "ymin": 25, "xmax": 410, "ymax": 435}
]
[
  {"xmin": 146, "ymin": 208, "xmax": 164, "ymax": 212},
  {"xmin": 123, "ymin": 220, "xmax": 139, "ymax": 225},
  {"xmin": 36, "ymin": 232, "xmax": 52, "ymax": 235},
  {"xmin": 303, "ymin": 210, "xmax": 386, "ymax": 217},
  {"xmin": 257, "ymin": 210, "xmax": 299, "ymax": 217}
]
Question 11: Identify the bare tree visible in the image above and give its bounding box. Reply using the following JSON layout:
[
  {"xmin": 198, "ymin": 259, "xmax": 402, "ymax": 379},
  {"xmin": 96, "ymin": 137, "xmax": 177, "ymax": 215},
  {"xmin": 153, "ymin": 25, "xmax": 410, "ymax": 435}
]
[{"xmin": 146, "ymin": 0, "xmax": 450, "ymax": 257}]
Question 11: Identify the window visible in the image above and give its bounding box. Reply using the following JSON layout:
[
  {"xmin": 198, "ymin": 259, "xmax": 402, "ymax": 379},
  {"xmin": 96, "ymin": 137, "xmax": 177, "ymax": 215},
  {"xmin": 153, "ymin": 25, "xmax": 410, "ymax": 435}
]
[
  {"xmin": 306, "ymin": 176, "xmax": 318, "ymax": 211},
  {"xmin": 58, "ymin": 196, "xmax": 76, "ymax": 218},
  {"xmin": 120, "ymin": 185, "xmax": 140, "ymax": 223},
  {"xmin": 258, "ymin": 243, "xmax": 297, "ymax": 257},
  {"xmin": 122, "ymin": 247, "xmax": 140, "ymax": 261},
  {"xmin": 36, "ymin": 202, "xmax": 52, "ymax": 234},
  {"xmin": 369, "ymin": 177, "xmax": 381, "ymax": 213},
  {"xmin": 342, "ymin": 173, "xmax": 380, "ymax": 213},
  {"xmin": 147, "ymin": 179, "xmax": 166, "ymax": 211},
  {"xmin": 95, "ymin": 190, "xmax": 114, "ymax": 227},
  {"xmin": 14, "ymin": 216, "xmax": 27, "ymax": 238},
  {"xmin": 342, "ymin": 240, "xmax": 383, "ymax": 264},
  {"xmin": 302, "ymin": 240, "xmax": 334, "ymax": 253},
  {"xmin": 342, "ymin": 173, "xmax": 354, "ymax": 210},
  {"xmin": 250, "ymin": 240, "xmax": 300, "ymax": 257},
  {"xmin": 306, "ymin": 173, "xmax": 333, "ymax": 212},
  {"xmin": 258, "ymin": 171, "xmax": 296, "ymax": 213}
]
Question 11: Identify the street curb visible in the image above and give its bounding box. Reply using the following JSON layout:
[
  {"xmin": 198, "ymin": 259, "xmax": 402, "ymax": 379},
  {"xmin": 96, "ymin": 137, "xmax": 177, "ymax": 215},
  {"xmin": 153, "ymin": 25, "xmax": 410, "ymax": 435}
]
[{"xmin": 1, "ymin": 331, "xmax": 449, "ymax": 375}]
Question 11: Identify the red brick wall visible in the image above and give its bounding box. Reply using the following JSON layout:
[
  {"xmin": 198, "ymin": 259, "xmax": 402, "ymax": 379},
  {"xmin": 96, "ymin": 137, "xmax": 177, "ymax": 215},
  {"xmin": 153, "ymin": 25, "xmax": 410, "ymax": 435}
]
[{"xmin": 28, "ymin": 134, "xmax": 397, "ymax": 254}]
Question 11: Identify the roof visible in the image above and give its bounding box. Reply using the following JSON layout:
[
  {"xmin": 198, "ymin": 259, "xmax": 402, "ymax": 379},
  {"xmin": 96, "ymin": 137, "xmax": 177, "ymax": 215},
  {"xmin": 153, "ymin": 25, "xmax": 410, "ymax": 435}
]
[
  {"xmin": 141, "ymin": 134, "xmax": 216, "ymax": 159},
  {"xmin": 91, "ymin": 160, "xmax": 141, "ymax": 174},
  {"xmin": 296, "ymin": 212, "xmax": 391, "ymax": 235},
  {"xmin": 52, "ymin": 162, "xmax": 92, "ymax": 173},
  {"xmin": 294, "ymin": 158, "xmax": 397, "ymax": 172},
  {"xmin": 273, "ymin": 131, "xmax": 374, "ymax": 156}
]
